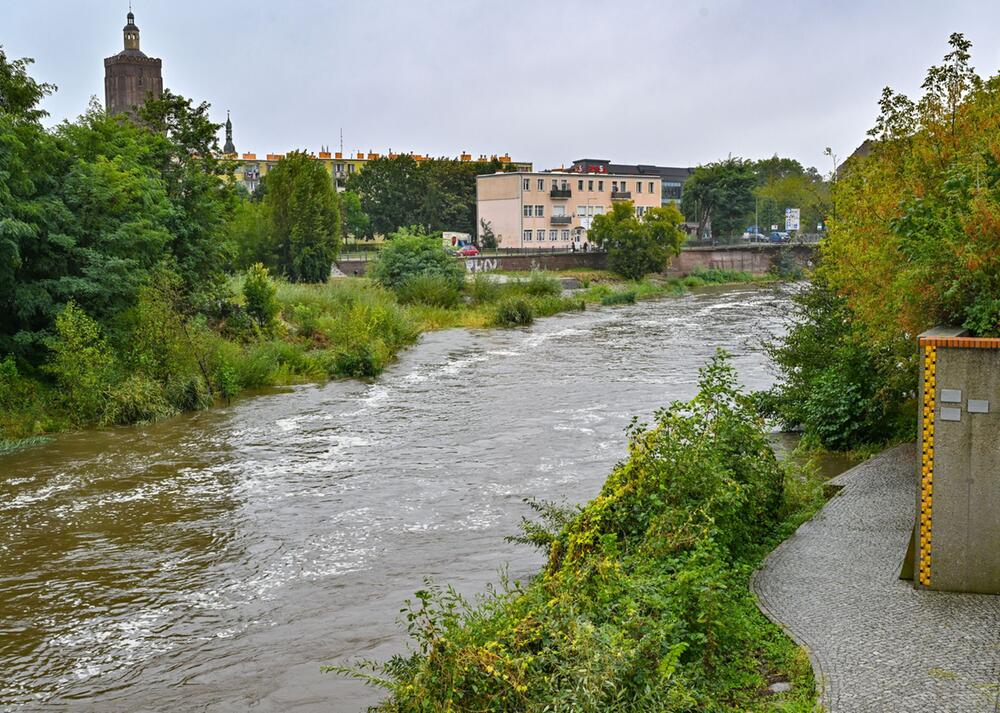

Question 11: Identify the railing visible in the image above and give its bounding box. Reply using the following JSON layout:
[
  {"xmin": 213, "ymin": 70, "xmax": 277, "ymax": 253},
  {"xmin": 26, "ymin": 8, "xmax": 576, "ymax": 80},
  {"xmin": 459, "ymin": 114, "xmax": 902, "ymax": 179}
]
[
  {"xmin": 610, "ymin": 191, "xmax": 631, "ymax": 200},
  {"xmin": 550, "ymin": 215, "xmax": 572, "ymax": 225},
  {"xmin": 549, "ymin": 188, "xmax": 572, "ymax": 198}
]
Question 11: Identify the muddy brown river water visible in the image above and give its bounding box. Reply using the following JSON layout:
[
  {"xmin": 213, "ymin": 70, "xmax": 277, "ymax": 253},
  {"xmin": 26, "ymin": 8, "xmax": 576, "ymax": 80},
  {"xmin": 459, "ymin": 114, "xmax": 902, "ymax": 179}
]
[{"xmin": 1, "ymin": 285, "xmax": 808, "ymax": 712}]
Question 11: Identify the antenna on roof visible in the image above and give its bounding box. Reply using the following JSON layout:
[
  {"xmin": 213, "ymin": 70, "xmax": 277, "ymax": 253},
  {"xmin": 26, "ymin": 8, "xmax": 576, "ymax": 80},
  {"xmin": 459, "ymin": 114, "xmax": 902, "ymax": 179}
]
[{"xmin": 339, "ymin": 128, "xmax": 343, "ymax": 155}]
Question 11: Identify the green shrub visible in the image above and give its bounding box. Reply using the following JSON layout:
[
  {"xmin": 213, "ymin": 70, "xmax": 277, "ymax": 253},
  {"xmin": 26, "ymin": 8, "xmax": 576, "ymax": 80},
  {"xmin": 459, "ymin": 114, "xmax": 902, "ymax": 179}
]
[
  {"xmin": 395, "ymin": 274, "xmax": 461, "ymax": 308},
  {"xmin": 103, "ymin": 374, "xmax": 176, "ymax": 425},
  {"xmin": 758, "ymin": 279, "xmax": 912, "ymax": 449},
  {"xmin": 244, "ymin": 263, "xmax": 280, "ymax": 335},
  {"xmin": 529, "ymin": 295, "xmax": 584, "ymax": 318},
  {"xmin": 689, "ymin": 266, "xmax": 754, "ymax": 284},
  {"xmin": 330, "ymin": 343, "xmax": 381, "ymax": 378},
  {"xmin": 491, "ymin": 298, "xmax": 534, "ymax": 327},
  {"xmin": 368, "ymin": 228, "xmax": 465, "ymax": 291},
  {"xmin": 466, "ymin": 273, "xmax": 502, "ymax": 304},
  {"xmin": 600, "ymin": 289, "xmax": 637, "ymax": 305},
  {"xmin": 289, "ymin": 302, "xmax": 322, "ymax": 338},
  {"xmin": 519, "ymin": 271, "xmax": 561, "ymax": 297},
  {"xmin": 45, "ymin": 302, "xmax": 116, "ymax": 424}
]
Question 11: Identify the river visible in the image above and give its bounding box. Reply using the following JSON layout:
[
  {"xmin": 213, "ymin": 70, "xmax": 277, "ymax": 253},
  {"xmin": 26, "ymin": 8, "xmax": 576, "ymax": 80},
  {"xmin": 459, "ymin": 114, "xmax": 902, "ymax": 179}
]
[{"xmin": 1, "ymin": 284, "xmax": 801, "ymax": 712}]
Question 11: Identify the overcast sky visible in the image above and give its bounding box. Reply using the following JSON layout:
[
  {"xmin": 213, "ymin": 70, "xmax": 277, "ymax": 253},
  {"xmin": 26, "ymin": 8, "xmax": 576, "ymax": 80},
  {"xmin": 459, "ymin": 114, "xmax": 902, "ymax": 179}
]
[{"xmin": 4, "ymin": 0, "xmax": 1000, "ymax": 173}]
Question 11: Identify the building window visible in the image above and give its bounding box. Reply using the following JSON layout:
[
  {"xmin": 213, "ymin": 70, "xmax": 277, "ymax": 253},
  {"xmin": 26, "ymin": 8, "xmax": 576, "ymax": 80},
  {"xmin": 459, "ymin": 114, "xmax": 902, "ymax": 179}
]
[
  {"xmin": 523, "ymin": 229, "xmax": 532, "ymax": 241},
  {"xmin": 588, "ymin": 180, "xmax": 593, "ymax": 191},
  {"xmin": 598, "ymin": 180, "xmax": 604, "ymax": 191},
  {"xmin": 561, "ymin": 229, "xmax": 570, "ymax": 240},
  {"xmin": 537, "ymin": 178, "xmax": 544, "ymax": 190},
  {"xmin": 576, "ymin": 205, "xmax": 586, "ymax": 217},
  {"xmin": 636, "ymin": 181, "xmax": 642, "ymax": 193},
  {"xmin": 594, "ymin": 206, "xmax": 604, "ymax": 215},
  {"xmin": 348, "ymin": 164, "xmax": 355, "ymax": 173},
  {"xmin": 535, "ymin": 205, "xmax": 544, "ymax": 217},
  {"xmin": 523, "ymin": 204, "xmax": 532, "ymax": 217},
  {"xmin": 523, "ymin": 178, "xmax": 530, "ymax": 190},
  {"xmin": 649, "ymin": 181, "xmax": 655, "ymax": 193},
  {"xmin": 636, "ymin": 206, "xmax": 648, "ymax": 217},
  {"xmin": 552, "ymin": 205, "xmax": 565, "ymax": 217},
  {"xmin": 664, "ymin": 181, "xmax": 682, "ymax": 200},
  {"xmin": 578, "ymin": 179, "xmax": 583, "ymax": 190},
  {"xmin": 550, "ymin": 230, "xmax": 557, "ymax": 241},
  {"xmin": 551, "ymin": 179, "xmax": 558, "ymax": 189}
]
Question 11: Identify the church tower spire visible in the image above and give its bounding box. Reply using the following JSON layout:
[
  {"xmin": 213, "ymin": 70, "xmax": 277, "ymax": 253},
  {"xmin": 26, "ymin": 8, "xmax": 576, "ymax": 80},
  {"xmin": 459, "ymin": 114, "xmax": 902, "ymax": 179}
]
[
  {"xmin": 123, "ymin": 8, "xmax": 140, "ymax": 52},
  {"xmin": 223, "ymin": 111, "xmax": 236, "ymax": 155}
]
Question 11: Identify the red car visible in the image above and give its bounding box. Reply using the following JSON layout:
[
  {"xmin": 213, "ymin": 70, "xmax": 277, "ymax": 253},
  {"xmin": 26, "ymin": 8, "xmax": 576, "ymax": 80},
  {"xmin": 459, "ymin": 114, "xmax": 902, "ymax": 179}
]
[{"xmin": 457, "ymin": 245, "xmax": 480, "ymax": 256}]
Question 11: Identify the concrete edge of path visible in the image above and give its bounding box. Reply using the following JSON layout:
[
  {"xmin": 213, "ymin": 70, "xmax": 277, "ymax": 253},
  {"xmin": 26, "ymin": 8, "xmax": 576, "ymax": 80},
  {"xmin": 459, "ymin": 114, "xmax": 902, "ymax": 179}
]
[{"xmin": 749, "ymin": 443, "xmax": 914, "ymax": 713}]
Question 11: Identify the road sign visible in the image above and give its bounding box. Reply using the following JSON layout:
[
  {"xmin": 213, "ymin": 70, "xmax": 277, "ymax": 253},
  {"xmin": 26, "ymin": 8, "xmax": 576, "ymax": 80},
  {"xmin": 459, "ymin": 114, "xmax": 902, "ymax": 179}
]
[{"xmin": 784, "ymin": 208, "xmax": 800, "ymax": 231}]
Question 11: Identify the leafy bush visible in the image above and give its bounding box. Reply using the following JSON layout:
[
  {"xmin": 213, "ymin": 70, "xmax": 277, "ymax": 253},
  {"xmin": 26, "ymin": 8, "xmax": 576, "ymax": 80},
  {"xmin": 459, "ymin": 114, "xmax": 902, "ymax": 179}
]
[
  {"xmin": 44, "ymin": 302, "xmax": 116, "ymax": 424},
  {"xmin": 330, "ymin": 353, "xmax": 811, "ymax": 711},
  {"xmin": 518, "ymin": 271, "xmax": 561, "ymax": 297},
  {"xmin": 491, "ymin": 298, "xmax": 534, "ymax": 327},
  {"xmin": 368, "ymin": 228, "xmax": 465, "ymax": 291},
  {"xmin": 243, "ymin": 263, "xmax": 280, "ymax": 335},
  {"xmin": 600, "ymin": 289, "xmax": 637, "ymax": 306},
  {"xmin": 103, "ymin": 374, "xmax": 176, "ymax": 425},
  {"xmin": 758, "ymin": 279, "xmax": 912, "ymax": 449},
  {"xmin": 395, "ymin": 274, "xmax": 462, "ymax": 308},
  {"xmin": 466, "ymin": 273, "xmax": 502, "ymax": 304},
  {"xmin": 689, "ymin": 266, "xmax": 754, "ymax": 284}
]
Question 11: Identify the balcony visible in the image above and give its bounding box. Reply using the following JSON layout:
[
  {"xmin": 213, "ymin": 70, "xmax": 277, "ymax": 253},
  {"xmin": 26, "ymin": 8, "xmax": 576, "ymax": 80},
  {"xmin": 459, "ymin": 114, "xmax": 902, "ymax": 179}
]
[
  {"xmin": 549, "ymin": 188, "xmax": 572, "ymax": 199},
  {"xmin": 550, "ymin": 215, "xmax": 572, "ymax": 225},
  {"xmin": 611, "ymin": 191, "xmax": 632, "ymax": 200}
]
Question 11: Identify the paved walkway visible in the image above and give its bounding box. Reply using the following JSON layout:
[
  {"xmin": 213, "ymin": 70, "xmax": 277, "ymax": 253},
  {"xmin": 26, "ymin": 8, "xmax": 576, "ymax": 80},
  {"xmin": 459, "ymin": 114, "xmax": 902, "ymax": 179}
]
[{"xmin": 753, "ymin": 444, "xmax": 1000, "ymax": 712}]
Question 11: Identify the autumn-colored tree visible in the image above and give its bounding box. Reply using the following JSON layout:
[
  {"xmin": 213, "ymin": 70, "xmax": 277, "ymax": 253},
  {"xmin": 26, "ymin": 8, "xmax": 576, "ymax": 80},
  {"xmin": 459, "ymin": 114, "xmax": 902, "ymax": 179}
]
[{"xmin": 823, "ymin": 33, "xmax": 1000, "ymax": 341}]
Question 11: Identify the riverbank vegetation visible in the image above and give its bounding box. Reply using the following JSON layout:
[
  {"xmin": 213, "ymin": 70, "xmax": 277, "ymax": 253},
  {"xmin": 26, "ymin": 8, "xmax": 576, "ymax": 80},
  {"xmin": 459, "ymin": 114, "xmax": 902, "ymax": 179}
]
[
  {"xmin": 329, "ymin": 353, "xmax": 823, "ymax": 712},
  {"xmin": 762, "ymin": 34, "xmax": 1000, "ymax": 450}
]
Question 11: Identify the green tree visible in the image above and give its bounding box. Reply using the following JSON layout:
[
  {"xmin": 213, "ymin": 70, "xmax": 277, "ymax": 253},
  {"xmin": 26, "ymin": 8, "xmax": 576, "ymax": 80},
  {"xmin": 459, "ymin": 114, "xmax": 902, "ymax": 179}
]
[
  {"xmin": 368, "ymin": 226, "xmax": 464, "ymax": 291},
  {"xmin": 588, "ymin": 202, "xmax": 685, "ymax": 280},
  {"xmin": 752, "ymin": 158, "xmax": 829, "ymax": 234},
  {"xmin": 346, "ymin": 155, "xmax": 426, "ymax": 236},
  {"xmin": 346, "ymin": 155, "xmax": 511, "ymax": 237},
  {"xmin": 680, "ymin": 157, "xmax": 756, "ymax": 238},
  {"xmin": 226, "ymin": 199, "xmax": 272, "ymax": 270},
  {"xmin": 340, "ymin": 190, "xmax": 372, "ymax": 241},
  {"xmin": 263, "ymin": 151, "xmax": 342, "ymax": 282}
]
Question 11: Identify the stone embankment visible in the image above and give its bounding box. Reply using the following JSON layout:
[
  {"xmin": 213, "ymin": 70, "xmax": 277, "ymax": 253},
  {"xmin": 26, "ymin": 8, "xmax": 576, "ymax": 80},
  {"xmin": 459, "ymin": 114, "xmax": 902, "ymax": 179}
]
[{"xmin": 752, "ymin": 444, "xmax": 1000, "ymax": 712}]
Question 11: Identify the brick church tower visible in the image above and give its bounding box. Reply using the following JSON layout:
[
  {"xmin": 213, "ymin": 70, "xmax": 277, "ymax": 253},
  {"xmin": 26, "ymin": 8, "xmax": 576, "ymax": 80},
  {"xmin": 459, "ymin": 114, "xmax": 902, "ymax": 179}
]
[{"xmin": 104, "ymin": 10, "xmax": 163, "ymax": 116}]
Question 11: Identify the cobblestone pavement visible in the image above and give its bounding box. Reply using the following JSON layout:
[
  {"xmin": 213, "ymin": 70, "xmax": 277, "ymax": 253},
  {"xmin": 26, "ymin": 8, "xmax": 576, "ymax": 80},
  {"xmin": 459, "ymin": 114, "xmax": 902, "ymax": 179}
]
[{"xmin": 753, "ymin": 444, "xmax": 1000, "ymax": 712}]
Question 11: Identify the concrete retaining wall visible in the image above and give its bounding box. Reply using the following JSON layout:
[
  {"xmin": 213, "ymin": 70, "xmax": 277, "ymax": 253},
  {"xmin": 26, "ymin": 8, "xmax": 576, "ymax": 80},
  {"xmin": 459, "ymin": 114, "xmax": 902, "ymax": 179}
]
[{"xmin": 336, "ymin": 243, "xmax": 816, "ymax": 278}]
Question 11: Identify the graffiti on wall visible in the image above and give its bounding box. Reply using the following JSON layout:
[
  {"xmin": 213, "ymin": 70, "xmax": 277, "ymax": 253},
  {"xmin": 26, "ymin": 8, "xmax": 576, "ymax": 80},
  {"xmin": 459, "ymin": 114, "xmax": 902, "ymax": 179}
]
[{"xmin": 465, "ymin": 258, "xmax": 500, "ymax": 273}]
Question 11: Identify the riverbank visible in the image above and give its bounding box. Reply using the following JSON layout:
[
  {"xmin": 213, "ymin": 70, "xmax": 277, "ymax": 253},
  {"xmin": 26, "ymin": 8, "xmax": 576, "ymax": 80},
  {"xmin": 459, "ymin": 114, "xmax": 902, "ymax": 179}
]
[
  {"xmin": 0, "ymin": 268, "xmax": 775, "ymax": 455},
  {"xmin": 329, "ymin": 353, "xmax": 826, "ymax": 712},
  {"xmin": 753, "ymin": 444, "xmax": 1000, "ymax": 712}
]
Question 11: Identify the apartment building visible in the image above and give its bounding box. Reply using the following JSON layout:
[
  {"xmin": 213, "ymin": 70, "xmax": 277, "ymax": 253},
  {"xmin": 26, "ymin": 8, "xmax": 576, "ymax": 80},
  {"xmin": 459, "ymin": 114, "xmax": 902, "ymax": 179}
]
[
  {"xmin": 476, "ymin": 172, "xmax": 662, "ymax": 249},
  {"xmin": 569, "ymin": 159, "xmax": 693, "ymax": 206}
]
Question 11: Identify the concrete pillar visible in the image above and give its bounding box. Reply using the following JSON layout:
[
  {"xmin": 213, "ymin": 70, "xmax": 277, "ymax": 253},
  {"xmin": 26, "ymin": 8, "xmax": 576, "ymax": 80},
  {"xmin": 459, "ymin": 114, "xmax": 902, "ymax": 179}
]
[{"xmin": 915, "ymin": 327, "xmax": 1000, "ymax": 593}]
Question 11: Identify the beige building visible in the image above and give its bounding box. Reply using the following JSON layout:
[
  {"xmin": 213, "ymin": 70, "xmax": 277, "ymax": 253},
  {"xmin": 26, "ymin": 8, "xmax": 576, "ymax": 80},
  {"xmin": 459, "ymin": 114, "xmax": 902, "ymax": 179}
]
[{"xmin": 477, "ymin": 172, "xmax": 662, "ymax": 249}]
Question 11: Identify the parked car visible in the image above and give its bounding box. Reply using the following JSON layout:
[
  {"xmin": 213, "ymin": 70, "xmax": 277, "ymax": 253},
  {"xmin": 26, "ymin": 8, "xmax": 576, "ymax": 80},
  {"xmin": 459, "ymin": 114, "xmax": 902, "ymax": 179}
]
[
  {"xmin": 742, "ymin": 232, "xmax": 769, "ymax": 243},
  {"xmin": 768, "ymin": 231, "xmax": 791, "ymax": 243},
  {"xmin": 457, "ymin": 245, "xmax": 480, "ymax": 256}
]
